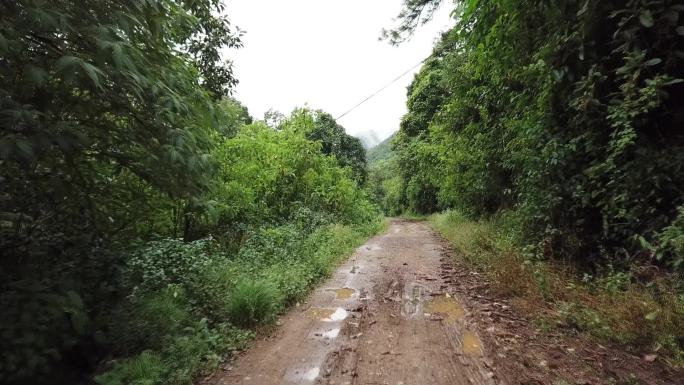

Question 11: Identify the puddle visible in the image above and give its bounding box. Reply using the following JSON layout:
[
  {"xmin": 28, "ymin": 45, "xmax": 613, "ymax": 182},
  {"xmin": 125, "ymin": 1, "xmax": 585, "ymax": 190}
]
[
  {"xmin": 283, "ymin": 366, "xmax": 320, "ymax": 383},
  {"xmin": 330, "ymin": 307, "xmax": 348, "ymax": 321},
  {"xmin": 462, "ymin": 331, "xmax": 483, "ymax": 356},
  {"xmin": 305, "ymin": 307, "xmax": 348, "ymax": 322},
  {"xmin": 322, "ymin": 328, "xmax": 340, "ymax": 339},
  {"xmin": 308, "ymin": 325, "xmax": 341, "ymax": 340},
  {"xmin": 306, "ymin": 307, "xmax": 334, "ymax": 320},
  {"xmin": 425, "ymin": 294, "xmax": 464, "ymax": 323},
  {"xmin": 329, "ymin": 287, "xmax": 355, "ymax": 299},
  {"xmin": 401, "ymin": 283, "xmax": 425, "ymax": 319}
]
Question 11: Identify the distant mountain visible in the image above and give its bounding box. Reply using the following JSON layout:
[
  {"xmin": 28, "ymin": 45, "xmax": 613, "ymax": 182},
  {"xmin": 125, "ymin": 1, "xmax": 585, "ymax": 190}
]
[
  {"xmin": 355, "ymin": 130, "xmax": 382, "ymax": 149},
  {"xmin": 366, "ymin": 134, "xmax": 394, "ymax": 165}
]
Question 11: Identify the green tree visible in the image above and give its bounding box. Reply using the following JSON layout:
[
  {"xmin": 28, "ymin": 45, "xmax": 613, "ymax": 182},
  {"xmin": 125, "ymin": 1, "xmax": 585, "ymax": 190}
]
[
  {"xmin": 0, "ymin": 1, "xmax": 241, "ymax": 383},
  {"xmin": 390, "ymin": 0, "xmax": 684, "ymax": 268},
  {"xmin": 303, "ymin": 111, "xmax": 368, "ymax": 184}
]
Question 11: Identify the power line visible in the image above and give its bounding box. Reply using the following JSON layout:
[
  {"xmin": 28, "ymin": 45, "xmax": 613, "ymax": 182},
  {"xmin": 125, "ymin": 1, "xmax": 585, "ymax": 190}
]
[{"xmin": 335, "ymin": 58, "xmax": 426, "ymax": 121}]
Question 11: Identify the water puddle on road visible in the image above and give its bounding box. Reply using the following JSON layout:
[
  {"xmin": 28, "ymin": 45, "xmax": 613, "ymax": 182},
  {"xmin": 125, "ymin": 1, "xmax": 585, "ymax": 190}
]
[
  {"xmin": 401, "ymin": 283, "xmax": 425, "ymax": 319},
  {"xmin": 283, "ymin": 366, "xmax": 320, "ymax": 383},
  {"xmin": 306, "ymin": 307, "xmax": 348, "ymax": 322},
  {"xmin": 322, "ymin": 328, "xmax": 340, "ymax": 339},
  {"xmin": 329, "ymin": 287, "xmax": 355, "ymax": 299},
  {"xmin": 462, "ymin": 331, "xmax": 483, "ymax": 356},
  {"xmin": 425, "ymin": 294, "xmax": 465, "ymax": 323}
]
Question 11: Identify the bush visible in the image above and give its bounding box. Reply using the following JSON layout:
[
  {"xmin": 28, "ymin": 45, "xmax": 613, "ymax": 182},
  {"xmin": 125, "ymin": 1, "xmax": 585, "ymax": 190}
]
[
  {"xmin": 126, "ymin": 238, "xmax": 226, "ymax": 294},
  {"xmin": 192, "ymin": 263, "xmax": 239, "ymax": 320},
  {"xmin": 227, "ymin": 280, "xmax": 282, "ymax": 328},
  {"xmin": 162, "ymin": 319, "xmax": 227, "ymax": 385}
]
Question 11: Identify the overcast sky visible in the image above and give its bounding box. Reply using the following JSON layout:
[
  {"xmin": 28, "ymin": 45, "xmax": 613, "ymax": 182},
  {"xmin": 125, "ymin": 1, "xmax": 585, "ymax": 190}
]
[{"xmin": 225, "ymin": 0, "xmax": 454, "ymax": 146}]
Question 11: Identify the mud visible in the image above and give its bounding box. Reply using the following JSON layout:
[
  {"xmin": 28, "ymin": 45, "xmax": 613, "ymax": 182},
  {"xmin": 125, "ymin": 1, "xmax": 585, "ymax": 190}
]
[{"xmin": 204, "ymin": 219, "xmax": 682, "ymax": 385}]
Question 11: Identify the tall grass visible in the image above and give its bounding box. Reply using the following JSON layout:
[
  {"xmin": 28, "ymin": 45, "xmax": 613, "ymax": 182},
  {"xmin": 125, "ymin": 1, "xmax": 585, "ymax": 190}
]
[{"xmin": 228, "ymin": 280, "xmax": 282, "ymax": 328}]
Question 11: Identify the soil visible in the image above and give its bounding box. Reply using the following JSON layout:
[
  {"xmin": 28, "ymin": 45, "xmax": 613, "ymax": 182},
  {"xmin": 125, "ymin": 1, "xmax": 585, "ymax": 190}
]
[{"xmin": 203, "ymin": 219, "xmax": 681, "ymax": 385}]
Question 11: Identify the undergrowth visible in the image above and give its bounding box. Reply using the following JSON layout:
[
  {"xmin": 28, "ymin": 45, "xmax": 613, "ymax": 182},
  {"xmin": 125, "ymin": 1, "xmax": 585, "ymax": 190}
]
[
  {"xmin": 96, "ymin": 218, "xmax": 384, "ymax": 385},
  {"xmin": 429, "ymin": 210, "xmax": 684, "ymax": 367}
]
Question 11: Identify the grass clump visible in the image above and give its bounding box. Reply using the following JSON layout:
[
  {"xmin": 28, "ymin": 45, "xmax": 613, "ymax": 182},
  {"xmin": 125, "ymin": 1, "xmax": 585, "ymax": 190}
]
[
  {"xmin": 227, "ymin": 280, "xmax": 282, "ymax": 328},
  {"xmin": 95, "ymin": 351, "xmax": 166, "ymax": 385}
]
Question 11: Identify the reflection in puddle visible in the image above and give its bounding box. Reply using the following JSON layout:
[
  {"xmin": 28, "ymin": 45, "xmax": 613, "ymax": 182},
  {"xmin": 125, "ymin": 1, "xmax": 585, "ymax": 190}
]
[
  {"xmin": 329, "ymin": 287, "xmax": 355, "ymax": 299},
  {"xmin": 330, "ymin": 307, "xmax": 348, "ymax": 321},
  {"xmin": 462, "ymin": 331, "xmax": 483, "ymax": 356},
  {"xmin": 306, "ymin": 307, "xmax": 348, "ymax": 322},
  {"xmin": 322, "ymin": 328, "xmax": 340, "ymax": 339},
  {"xmin": 401, "ymin": 283, "xmax": 425, "ymax": 319},
  {"xmin": 302, "ymin": 367, "xmax": 320, "ymax": 380},
  {"xmin": 425, "ymin": 294, "xmax": 465, "ymax": 323},
  {"xmin": 283, "ymin": 366, "xmax": 320, "ymax": 382}
]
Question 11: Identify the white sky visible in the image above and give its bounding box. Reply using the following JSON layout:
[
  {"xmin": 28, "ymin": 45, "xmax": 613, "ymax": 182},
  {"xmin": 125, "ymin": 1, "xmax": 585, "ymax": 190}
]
[{"xmin": 224, "ymin": 0, "xmax": 454, "ymax": 146}]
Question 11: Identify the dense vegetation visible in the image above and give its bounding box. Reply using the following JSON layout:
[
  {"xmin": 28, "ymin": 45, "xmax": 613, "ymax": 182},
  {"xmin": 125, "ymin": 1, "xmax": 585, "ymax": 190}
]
[
  {"xmin": 368, "ymin": 0, "xmax": 684, "ymax": 360},
  {"xmin": 367, "ymin": 135, "xmax": 403, "ymax": 215},
  {"xmin": 0, "ymin": 2, "xmax": 379, "ymax": 384},
  {"xmin": 382, "ymin": 0, "xmax": 684, "ymax": 271}
]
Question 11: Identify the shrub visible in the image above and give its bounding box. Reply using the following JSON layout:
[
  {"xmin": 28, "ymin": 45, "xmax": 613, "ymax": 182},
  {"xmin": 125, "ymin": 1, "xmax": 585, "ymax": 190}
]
[
  {"xmin": 227, "ymin": 280, "xmax": 282, "ymax": 328},
  {"xmin": 125, "ymin": 238, "xmax": 226, "ymax": 294},
  {"xmin": 261, "ymin": 261, "xmax": 314, "ymax": 304},
  {"xmin": 162, "ymin": 319, "xmax": 225, "ymax": 385},
  {"xmin": 191, "ymin": 263, "xmax": 239, "ymax": 321}
]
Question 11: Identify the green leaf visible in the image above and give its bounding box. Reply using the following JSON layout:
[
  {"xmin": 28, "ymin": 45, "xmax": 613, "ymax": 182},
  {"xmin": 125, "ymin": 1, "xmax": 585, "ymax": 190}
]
[
  {"xmin": 640, "ymin": 11, "xmax": 654, "ymax": 28},
  {"xmin": 664, "ymin": 78, "xmax": 684, "ymax": 86},
  {"xmin": 80, "ymin": 62, "xmax": 104, "ymax": 89},
  {"xmin": 66, "ymin": 291, "xmax": 84, "ymax": 308},
  {"xmin": 645, "ymin": 58, "xmax": 662, "ymax": 66},
  {"xmin": 54, "ymin": 55, "xmax": 82, "ymax": 71},
  {"xmin": 23, "ymin": 64, "xmax": 48, "ymax": 87},
  {"xmin": 0, "ymin": 31, "xmax": 7, "ymax": 53},
  {"xmin": 15, "ymin": 139, "xmax": 34, "ymax": 161}
]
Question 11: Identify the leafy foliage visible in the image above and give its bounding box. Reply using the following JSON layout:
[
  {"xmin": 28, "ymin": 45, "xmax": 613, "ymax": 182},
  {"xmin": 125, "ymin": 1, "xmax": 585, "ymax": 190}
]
[
  {"xmin": 303, "ymin": 110, "xmax": 368, "ymax": 183},
  {"xmin": 125, "ymin": 238, "xmax": 225, "ymax": 293},
  {"xmin": 386, "ymin": 0, "xmax": 684, "ymax": 271},
  {"xmin": 366, "ymin": 135, "xmax": 403, "ymax": 215}
]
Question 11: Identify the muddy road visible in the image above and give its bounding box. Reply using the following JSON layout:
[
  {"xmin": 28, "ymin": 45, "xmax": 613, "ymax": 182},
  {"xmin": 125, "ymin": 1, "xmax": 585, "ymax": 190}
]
[
  {"xmin": 211, "ymin": 220, "xmax": 491, "ymax": 385},
  {"xmin": 207, "ymin": 220, "xmax": 680, "ymax": 385}
]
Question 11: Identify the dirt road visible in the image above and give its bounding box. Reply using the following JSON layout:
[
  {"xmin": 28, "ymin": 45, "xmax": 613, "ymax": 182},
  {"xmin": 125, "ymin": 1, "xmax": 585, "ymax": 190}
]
[
  {"xmin": 208, "ymin": 220, "xmax": 680, "ymax": 385},
  {"xmin": 211, "ymin": 220, "xmax": 494, "ymax": 385}
]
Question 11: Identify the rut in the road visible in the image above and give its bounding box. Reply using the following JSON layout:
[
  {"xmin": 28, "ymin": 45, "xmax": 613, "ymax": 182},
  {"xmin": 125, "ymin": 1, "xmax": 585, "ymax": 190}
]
[{"xmin": 208, "ymin": 220, "xmax": 495, "ymax": 385}]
